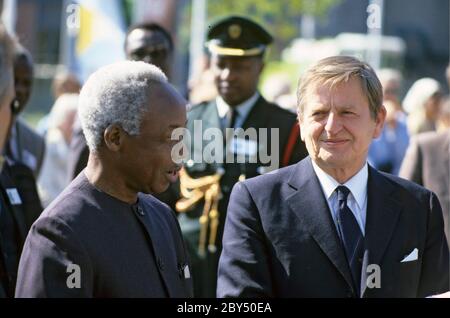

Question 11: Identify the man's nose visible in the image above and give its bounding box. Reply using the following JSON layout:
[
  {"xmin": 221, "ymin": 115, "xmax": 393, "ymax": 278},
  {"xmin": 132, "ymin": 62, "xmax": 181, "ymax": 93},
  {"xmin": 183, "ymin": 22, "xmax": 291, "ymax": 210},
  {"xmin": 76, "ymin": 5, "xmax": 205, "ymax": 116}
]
[
  {"xmin": 324, "ymin": 112, "xmax": 342, "ymax": 134},
  {"xmin": 220, "ymin": 67, "xmax": 235, "ymax": 81}
]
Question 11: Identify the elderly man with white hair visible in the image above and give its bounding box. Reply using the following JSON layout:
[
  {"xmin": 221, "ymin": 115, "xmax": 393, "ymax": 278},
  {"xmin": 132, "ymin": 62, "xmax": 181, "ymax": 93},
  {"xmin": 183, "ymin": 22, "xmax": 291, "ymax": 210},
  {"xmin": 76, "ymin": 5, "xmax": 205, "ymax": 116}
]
[{"xmin": 15, "ymin": 61, "xmax": 192, "ymax": 298}]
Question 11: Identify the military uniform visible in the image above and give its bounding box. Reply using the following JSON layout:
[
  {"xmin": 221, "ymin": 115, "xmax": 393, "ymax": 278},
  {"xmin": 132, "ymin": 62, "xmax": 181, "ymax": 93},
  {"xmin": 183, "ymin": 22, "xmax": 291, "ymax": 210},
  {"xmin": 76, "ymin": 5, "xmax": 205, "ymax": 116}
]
[{"xmin": 176, "ymin": 16, "xmax": 308, "ymax": 297}]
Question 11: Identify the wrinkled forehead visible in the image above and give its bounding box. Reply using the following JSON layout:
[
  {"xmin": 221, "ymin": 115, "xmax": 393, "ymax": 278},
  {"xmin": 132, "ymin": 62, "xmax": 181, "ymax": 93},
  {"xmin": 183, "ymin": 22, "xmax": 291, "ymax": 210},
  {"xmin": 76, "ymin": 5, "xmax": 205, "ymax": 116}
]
[
  {"xmin": 126, "ymin": 29, "xmax": 170, "ymax": 51},
  {"xmin": 303, "ymin": 77, "xmax": 367, "ymax": 106}
]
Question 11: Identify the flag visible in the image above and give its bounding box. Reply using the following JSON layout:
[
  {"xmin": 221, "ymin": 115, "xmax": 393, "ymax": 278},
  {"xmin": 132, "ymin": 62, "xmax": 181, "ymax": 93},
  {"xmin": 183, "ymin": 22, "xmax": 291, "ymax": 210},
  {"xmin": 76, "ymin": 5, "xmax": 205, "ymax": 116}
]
[{"xmin": 65, "ymin": 0, "xmax": 126, "ymax": 83}]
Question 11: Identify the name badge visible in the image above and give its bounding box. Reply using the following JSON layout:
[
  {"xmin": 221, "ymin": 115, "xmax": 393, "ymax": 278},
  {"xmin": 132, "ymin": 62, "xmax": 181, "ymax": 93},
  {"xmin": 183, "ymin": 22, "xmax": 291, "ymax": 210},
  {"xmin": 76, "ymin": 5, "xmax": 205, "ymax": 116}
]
[
  {"xmin": 183, "ymin": 265, "xmax": 191, "ymax": 279},
  {"xmin": 229, "ymin": 138, "xmax": 257, "ymax": 156},
  {"xmin": 6, "ymin": 188, "xmax": 22, "ymax": 205}
]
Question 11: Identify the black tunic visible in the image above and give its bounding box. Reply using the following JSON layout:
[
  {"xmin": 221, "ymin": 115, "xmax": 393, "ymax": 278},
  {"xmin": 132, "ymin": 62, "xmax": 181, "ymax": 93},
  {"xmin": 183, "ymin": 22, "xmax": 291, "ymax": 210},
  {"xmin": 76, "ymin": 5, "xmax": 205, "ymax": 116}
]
[{"xmin": 15, "ymin": 172, "xmax": 193, "ymax": 298}]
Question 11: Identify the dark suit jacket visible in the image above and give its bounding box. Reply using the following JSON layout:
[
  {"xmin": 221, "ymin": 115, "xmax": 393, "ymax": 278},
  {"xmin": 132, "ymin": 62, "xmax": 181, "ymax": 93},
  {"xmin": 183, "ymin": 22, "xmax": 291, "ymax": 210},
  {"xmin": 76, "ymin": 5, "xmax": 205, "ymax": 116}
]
[
  {"xmin": 218, "ymin": 157, "xmax": 449, "ymax": 298},
  {"xmin": 15, "ymin": 172, "xmax": 193, "ymax": 298},
  {"xmin": 10, "ymin": 118, "xmax": 46, "ymax": 177},
  {"xmin": 0, "ymin": 159, "xmax": 42, "ymax": 297},
  {"xmin": 399, "ymin": 130, "xmax": 449, "ymax": 245}
]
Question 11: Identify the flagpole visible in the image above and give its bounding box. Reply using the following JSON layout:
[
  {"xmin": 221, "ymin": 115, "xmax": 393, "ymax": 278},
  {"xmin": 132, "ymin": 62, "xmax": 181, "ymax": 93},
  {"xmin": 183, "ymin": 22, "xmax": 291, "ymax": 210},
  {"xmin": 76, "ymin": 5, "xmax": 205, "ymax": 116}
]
[
  {"xmin": 189, "ymin": 0, "xmax": 207, "ymax": 80},
  {"xmin": 1, "ymin": 0, "xmax": 17, "ymax": 35}
]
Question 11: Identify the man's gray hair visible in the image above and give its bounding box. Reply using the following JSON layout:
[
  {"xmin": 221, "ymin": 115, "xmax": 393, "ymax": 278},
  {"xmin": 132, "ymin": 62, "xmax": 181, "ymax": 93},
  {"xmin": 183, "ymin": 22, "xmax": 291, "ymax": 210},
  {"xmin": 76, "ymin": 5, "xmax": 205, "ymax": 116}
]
[
  {"xmin": 297, "ymin": 55, "xmax": 383, "ymax": 119},
  {"xmin": 78, "ymin": 61, "xmax": 167, "ymax": 152}
]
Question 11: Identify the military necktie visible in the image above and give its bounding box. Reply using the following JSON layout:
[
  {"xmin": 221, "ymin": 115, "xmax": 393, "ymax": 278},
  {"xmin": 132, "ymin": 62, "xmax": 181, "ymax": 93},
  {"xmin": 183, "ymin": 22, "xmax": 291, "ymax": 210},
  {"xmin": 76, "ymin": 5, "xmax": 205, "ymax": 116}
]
[
  {"xmin": 335, "ymin": 185, "xmax": 364, "ymax": 296},
  {"xmin": 228, "ymin": 108, "xmax": 238, "ymax": 129}
]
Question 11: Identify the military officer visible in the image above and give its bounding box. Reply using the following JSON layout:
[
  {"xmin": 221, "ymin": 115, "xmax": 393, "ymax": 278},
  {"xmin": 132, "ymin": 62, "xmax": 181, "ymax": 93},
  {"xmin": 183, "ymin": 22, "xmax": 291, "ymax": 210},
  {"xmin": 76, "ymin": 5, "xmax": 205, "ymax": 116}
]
[{"xmin": 177, "ymin": 15, "xmax": 308, "ymax": 297}]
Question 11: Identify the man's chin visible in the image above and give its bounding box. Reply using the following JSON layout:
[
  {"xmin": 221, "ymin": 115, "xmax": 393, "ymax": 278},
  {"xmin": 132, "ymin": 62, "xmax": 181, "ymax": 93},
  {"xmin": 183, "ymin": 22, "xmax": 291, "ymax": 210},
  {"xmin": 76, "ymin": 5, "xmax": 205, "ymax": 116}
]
[{"xmin": 142, "ymin": 182, "xmax": 169, "ymax": 195}]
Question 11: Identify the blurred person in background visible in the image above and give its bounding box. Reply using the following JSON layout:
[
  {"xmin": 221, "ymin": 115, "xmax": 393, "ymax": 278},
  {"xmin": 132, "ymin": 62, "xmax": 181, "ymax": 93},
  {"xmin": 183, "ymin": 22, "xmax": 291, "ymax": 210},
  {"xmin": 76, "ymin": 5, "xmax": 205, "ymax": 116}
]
[
  {"xmin": 36, "ymin": 71, "xmax": 81, "ymax": 136},
  {"xmin": 400, "ymin": 97, "xmax": 450, "ymax": 246},
  {"xmin": 368, "ymin": 100, "xmax": 409, "ymax": 175},
  {"xmin": 37, "ymin": 94, "xmax": 79, "ymax": 207},
  {"xmin": 188, "ymin": 53, "xmax": 217, "ymax": 104},
  {"xmin": 403, "ymin": 78, "xmax": 442, "ymax": 135},
  {"xmin": 368, "ymin": 69, "xmax": 409, "ymax": 175},
  {"xmin": 262, "ymin": 73, "xmax": 297, "ymax": 113},
  {"xmin": 377, "ymin": 68, "xmax": 405, "ymax": 121},
  {"xmin": 6, "ymin": 44, "xmax": 45, "ymax": 177},
  {"xmin": 124, "ymin": 22, "xmax": 173, "ymax": 79},
  {"xmin": 0, "ymin": 22, "xmax": 42, "ymax": 298},
  {"xmin": 368, "ymin": 69, "xmax": 410, "ymax": 175}
]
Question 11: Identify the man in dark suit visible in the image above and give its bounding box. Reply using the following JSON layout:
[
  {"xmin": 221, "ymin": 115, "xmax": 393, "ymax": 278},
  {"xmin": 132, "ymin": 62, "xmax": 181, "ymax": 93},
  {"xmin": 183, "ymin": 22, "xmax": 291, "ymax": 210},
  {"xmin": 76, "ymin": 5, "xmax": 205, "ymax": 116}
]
[
  {"xmin": 15, "ymin": 61, "xmax": 193, "ymax": 297},
  {"xmin": 217, "ymin": 56, "xmax": 449, "ymax": 298},
  {"xmin": 0, "ymin": 23, "xmax": 42, "ymax": 298},
  {"xmin": 179, "ymin": 16, "xmax": 308, "ymax": 297}
]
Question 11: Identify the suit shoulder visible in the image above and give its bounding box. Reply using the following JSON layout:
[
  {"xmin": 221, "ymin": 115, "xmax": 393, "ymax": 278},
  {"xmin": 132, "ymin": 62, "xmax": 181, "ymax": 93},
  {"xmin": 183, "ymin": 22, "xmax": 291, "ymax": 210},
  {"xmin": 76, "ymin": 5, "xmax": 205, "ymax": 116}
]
[
  {"xmin": 35, "ymin": 175, "xmax": 103, "ymax": 231},
  {"xmin": 16, "ymin": 118, "xmax": 45, "ymax": 144},
  {"xmin": 380, "ymin": 171, "xmax": 433, "ymax": 198},
  {"xmin": 140, "ymin": 194, "xmax": 179, "ymax": 224},
  {"xmin": 187, "ymin": 101, "xmax": 213, "ymax": 117},
  {"xmin": 414, "ymin": 130, "xmax": 449, "ymax": 148},
  {"xmin": 241, "ymin": 164, "xmax": 297, "ymax": 193},
  {"xmin": 262, "ymin": 100, "xmax": 297, "ymax": 121}
]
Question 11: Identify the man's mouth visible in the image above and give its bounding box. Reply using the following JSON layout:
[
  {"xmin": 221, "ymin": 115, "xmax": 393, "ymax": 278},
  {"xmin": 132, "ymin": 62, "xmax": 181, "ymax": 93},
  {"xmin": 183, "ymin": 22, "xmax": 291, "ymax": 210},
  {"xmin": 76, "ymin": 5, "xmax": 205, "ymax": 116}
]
[
  {"xmin": 219, "ymin": 84, "xmax": 238, "ymax": 92},
  {"xmin": 322, "ymin": 139, "xmax": 349, "ymax": 146}
]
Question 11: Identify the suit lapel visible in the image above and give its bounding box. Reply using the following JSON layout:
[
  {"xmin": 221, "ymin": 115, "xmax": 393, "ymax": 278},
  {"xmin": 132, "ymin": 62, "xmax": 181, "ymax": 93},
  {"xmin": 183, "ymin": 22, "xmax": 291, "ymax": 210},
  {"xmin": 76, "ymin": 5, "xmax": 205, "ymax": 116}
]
[
  {"xmin": 286, "ymin": 158, "xmax": 355, "ymax": 291},
  {"xmin": 361, "ymin": 167, "xmax": 402, "ymax": 297}
]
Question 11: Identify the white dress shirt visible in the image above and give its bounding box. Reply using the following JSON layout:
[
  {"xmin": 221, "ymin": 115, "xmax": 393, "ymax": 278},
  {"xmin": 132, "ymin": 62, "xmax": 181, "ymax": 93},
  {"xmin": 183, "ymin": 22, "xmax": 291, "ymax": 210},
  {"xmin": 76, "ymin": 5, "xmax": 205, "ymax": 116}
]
[
  {"xmin": 311, "ymin": 161, "xmax": 368, "ymax": 235},
  {"xmin": 216, "ymin": 92, "xmax": 260, "ymax": 129}
]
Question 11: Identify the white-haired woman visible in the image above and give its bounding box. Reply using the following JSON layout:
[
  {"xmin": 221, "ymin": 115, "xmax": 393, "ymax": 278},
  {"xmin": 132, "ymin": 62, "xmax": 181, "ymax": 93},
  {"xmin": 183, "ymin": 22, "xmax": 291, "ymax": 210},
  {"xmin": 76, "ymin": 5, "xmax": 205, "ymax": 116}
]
[
  {"xmin": 37, "ymin": 93, "xmax": 78, "ymax": 207},
  {"xmin": 403, "ymin": 78, "xmax": 442, "ymax": 135}
]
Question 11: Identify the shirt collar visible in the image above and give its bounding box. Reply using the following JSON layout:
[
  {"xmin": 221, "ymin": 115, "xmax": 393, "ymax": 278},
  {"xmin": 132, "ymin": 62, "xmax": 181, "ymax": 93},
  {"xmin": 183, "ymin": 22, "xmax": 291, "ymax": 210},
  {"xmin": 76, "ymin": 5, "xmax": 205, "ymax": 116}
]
[
  {"xmin": 311, "ymin": 160, "xmax": 368, "ymax": 210},
  {"xmin": 216, "ymin": 92, "xmax": 260, "ymax": 119}
]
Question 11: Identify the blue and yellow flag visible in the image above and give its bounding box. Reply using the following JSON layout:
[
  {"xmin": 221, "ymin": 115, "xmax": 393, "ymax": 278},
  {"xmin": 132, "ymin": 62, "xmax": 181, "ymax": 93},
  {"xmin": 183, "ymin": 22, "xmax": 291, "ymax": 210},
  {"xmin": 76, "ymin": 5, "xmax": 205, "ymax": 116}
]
[{"xmin": 67, "ymin": 0, "xmax": 126, "ymax": 83}]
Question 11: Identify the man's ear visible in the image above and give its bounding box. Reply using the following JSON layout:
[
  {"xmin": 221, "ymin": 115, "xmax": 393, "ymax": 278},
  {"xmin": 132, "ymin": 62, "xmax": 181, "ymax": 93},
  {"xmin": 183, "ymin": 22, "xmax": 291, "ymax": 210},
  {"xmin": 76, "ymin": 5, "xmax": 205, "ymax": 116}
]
[
  {"xmin": 298, "ymin": 112, "xmax": 305, "ymax": 142},
  {"xmin": 373, "ymin": 105, "xmax": 387, "ymax": 139},
  {"xmin": 103, "ymin": 124, "xmax": 125, "ymax": 152}
]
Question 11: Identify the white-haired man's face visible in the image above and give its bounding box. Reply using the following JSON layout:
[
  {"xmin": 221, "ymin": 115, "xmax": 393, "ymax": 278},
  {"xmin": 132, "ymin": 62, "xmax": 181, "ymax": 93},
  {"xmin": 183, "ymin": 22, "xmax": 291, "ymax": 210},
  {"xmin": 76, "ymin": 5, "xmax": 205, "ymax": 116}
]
[{"xmin": 116, "ymin": 82, "xmax": 186, "ymax": 194}]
